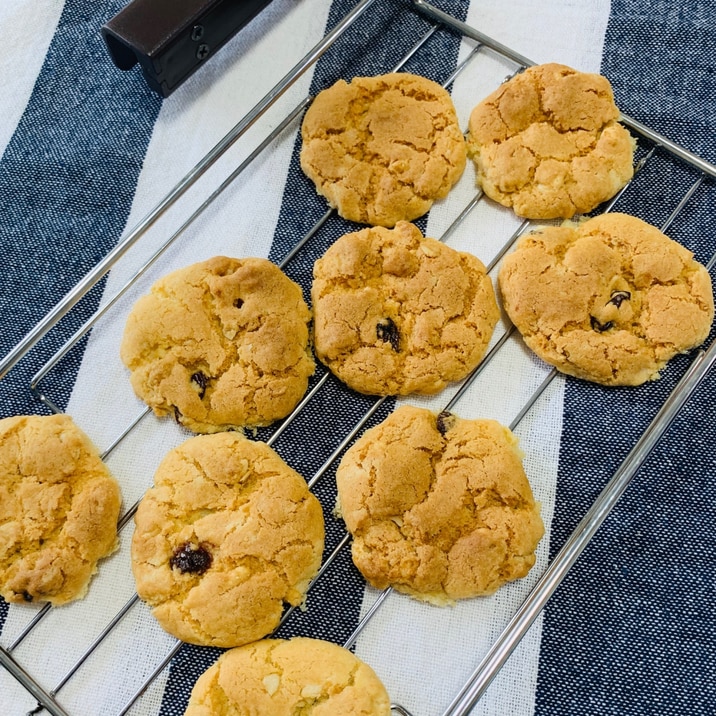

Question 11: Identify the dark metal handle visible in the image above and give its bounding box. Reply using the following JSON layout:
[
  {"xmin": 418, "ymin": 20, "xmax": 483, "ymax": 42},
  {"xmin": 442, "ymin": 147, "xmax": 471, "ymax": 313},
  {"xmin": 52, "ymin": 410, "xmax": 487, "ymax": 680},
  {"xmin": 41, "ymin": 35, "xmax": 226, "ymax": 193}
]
[{"xmin": 101, "ymin": 0, "xmax": 275, "ymax": 97}]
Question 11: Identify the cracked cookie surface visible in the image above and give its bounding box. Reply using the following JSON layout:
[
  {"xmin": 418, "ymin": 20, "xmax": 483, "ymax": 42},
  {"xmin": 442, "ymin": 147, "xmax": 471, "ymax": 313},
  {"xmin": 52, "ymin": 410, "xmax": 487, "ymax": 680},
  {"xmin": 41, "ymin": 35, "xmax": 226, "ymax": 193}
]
[
  {"xmin": 498, "ymin": 213, "xmax": 714, "ymax": 385},
  {"xmin": 336, "ymin": 406, "xmax": 544, "ymax": 605},
  {"xmin": 120, "ymin": 256, "xmax": 315, "ymax": 434},
  {"xmin": 300, "ymin": 72, "xmax": 466, "ymax": 227},
  {"xmin": 0, "ymin": 414, "xmax": 121, "ymax": 605},
  {"xmin": 312, "ymin": 222, "xmax": 499, "ymax": 396},
  {"xmin": 131, "ymin": 433, "xmax": 324, "ymax": 648},
  {"xmin": 185, "ymin": 637, "xmax": 391, "ymax": 716},
  {"xmin": 467, "ymin": 63, "xmax": 635, "ymax": 219}
]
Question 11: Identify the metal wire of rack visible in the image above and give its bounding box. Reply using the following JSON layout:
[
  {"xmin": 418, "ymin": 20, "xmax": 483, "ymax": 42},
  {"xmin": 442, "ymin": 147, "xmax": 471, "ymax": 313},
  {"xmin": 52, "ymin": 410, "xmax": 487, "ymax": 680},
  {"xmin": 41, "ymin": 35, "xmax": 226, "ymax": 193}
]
[{"xmin": 1, "ymin": 0, "xmax": 715, "ymax": 714}]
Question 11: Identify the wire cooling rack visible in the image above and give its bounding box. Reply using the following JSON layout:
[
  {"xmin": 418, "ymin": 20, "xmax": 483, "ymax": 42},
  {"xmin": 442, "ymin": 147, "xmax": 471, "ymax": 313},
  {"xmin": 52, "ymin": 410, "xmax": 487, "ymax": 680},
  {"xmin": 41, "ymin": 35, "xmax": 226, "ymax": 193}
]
[{"xmin": 2, "ymin": 0, "xmax": 716, "ymax": 714}]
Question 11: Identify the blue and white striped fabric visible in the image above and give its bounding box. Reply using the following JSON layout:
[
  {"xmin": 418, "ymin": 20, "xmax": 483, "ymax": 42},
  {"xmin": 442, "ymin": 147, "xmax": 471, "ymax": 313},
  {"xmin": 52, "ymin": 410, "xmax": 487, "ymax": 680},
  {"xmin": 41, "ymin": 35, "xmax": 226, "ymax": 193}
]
[{"xmin": 1, "ymin": 0, "xmax": 714, "ymax": 714}]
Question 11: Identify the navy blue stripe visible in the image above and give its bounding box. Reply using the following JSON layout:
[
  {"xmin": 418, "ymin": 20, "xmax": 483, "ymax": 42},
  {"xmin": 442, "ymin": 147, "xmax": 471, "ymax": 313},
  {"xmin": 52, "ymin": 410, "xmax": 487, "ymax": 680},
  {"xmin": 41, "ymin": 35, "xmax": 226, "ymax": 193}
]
[
  {"xmin": 0, "ymin": 0, "xmax": 162, "ymax": 629},
  {"xmin": 157, "ymin": 0, "xmax": 472, "ymax": 712},
  {"xmin": 536, "ymin": 1, "xmax": 716, "ymax": 713}
]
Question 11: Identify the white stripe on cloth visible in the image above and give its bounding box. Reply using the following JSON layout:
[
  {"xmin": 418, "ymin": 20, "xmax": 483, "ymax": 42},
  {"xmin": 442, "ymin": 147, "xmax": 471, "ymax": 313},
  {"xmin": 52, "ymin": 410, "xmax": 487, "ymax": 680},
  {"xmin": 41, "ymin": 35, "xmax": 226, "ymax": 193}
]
[
  {"xmin": 351, "ymin": 2, "xmax": 611, "ymax": 715},
  {"xmin": 0, "ymin": 0, "xmax": 65, "ymax": 159}
]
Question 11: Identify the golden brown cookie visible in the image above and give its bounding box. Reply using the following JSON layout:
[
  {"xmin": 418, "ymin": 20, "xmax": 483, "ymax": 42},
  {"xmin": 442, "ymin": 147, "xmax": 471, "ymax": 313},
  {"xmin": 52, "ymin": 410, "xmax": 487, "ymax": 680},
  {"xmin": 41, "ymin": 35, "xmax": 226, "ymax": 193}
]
[
  {"xmin": 120, "ymin": 256, "xmax": 315, "ymax": 434},
  {"xmin": 300, "ymin": 72, "xmax": 467, "ymax": 227},
  {"xmin": 467, "ymin": 63, "xmax": 635, "ymax": 219},
  {"xmin": 498, "ymin": 213, "xmax": 714, "ymax": 385},
  {"xmin": 312, "ymin": 221, "xmax": 499, "ymax": 396},
  {"xmin": 336, "ymin": 406, "xmax": 544, "ymax": 605},
  {"xmin": 184, "ymin": 637, "xmax": 391, "ymax": 716},
  {"xmin": 131, "ymin": 432, "xmax": 324, "ymax": 647},
  {"xmin": 0, "ymin": 414, "xmax": 121, "ymax": 605}
]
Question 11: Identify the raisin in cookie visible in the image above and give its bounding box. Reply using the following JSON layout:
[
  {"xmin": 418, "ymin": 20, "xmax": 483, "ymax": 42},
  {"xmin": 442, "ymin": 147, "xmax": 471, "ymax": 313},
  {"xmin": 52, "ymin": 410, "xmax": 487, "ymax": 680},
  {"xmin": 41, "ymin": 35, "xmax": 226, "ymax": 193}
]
[
  {"xmin": 300, "ymin": 72, "xmax": 466, "ymax": 227},
  {"xmin": 0, "ymin": 414, "xmax": 121, "ymax": 605},
  {"xmin": 312, "ymin": 221, "xmax": 499, "ymax": 396},
  {"xmin": 467, "ymin": 63, "xmax": 635, "ymax": 219},
  {"xmin": 498, "ymin": 213, "xmax": 714, "ymax": 385},
  {"xmin": 185, "ymin": 637, "xmax": 391, "ymax": 716},
  {"xmin": 336, "ymin": 406, "xmax": 544, "ymax": 605},
  {"xmin": 131, "ymin": 432, "xmax": 324, "ymax": 647},
  {"xmin": 120, "ymin": 256, "xmax": 314, "ymax": 434}
]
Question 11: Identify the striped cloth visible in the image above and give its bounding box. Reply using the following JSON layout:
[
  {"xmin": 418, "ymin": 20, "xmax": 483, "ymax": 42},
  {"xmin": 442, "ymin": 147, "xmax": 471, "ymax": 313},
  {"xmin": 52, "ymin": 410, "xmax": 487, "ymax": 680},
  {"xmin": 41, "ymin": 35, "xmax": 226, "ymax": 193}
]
[{"xmin": 1, "ymin": 0, "xmax": 714, "ymax": 714}]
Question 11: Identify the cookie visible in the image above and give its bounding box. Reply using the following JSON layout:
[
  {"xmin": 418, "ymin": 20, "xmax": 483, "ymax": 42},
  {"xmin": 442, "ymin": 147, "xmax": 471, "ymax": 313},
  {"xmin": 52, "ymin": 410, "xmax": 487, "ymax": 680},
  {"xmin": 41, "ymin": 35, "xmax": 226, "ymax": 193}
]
[
  {"xmin": 184, "ymin": 637, "xmax": 391, "ymax": 716},
  {"xmin": 120, "ymin": 256, "xmax": 315, "ymax": 434},
  {"xmin": 336, "ymin": 406, "xmax": 544, "ymax": 605},
  {"xmin": 300, "ymin": 72, "xmax": 467, "ymax": 227},
  {"xmin": 498, "ymin": 213, "xmax": 715, "ymax": 385},
  {"xmin": 131, "ymin": 432, "xmax": 324, "ymax": 647},
  {"xmin": 0, "ymin": 414, "xmax": 121, "ymax": 605},
  {"xmin": 467, "ymin": 63, "xmax": 635, "ymax": 219},
  {"xmin": 312, "ymin": 221, "xmax": 499, "ymax": 396}
]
